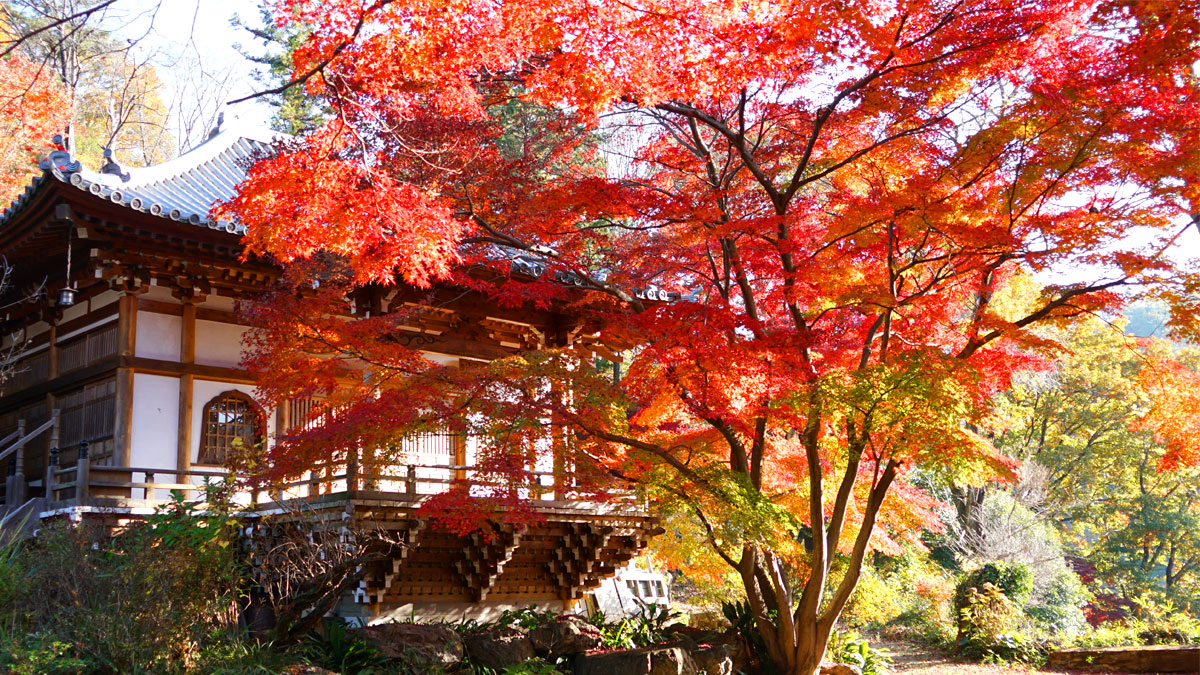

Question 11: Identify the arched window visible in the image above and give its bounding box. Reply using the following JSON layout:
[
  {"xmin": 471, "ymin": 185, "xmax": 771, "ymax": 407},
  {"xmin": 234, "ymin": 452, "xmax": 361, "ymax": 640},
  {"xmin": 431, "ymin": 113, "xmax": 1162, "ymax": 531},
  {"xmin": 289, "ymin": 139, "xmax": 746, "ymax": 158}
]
[{"xmin": 197, "ymin": 390, "xmax": 264, "ymax": 465}]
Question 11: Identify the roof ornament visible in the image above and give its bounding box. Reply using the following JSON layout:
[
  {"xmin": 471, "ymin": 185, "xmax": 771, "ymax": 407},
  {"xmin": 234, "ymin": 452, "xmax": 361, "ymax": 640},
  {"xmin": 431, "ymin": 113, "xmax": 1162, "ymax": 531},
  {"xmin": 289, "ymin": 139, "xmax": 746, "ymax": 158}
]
[
  {"xmin": 99, "ymin": 147, "xmax": 130, "ymax": 182},
  {"xmin": 38, "ymin": 134, "xmax": 81, "ymax": 175},
  {"xmin": 207, "ymin": 111, "xmax": 226, "ymax": 140}
]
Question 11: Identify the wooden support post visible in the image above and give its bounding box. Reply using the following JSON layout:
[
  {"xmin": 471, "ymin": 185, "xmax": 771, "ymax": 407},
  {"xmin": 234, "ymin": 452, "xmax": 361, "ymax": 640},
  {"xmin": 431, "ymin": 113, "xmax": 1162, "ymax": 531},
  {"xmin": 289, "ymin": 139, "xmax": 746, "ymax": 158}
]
[
  {"xmin": 177, "ymin": 300, "xmax": 196, "ymax": 480},
  {"xmin": 114, "ymin": 294, "xmax": 137, "ymax": 466},
  {"xmin": 42, "ymin": 393, "xmax": 56, "ymax": 494},
  {"xmin": 45, "ymin": 446, "xmax": 58, "ymax": 502},
  {"xmin": 75, "ymin": 441, "xmax": 91, "ymax": 503},
  {"xmin": 8, "ymin": 419, "xmax": 26, "ymax": 506},
  {"xmin": 454, "ymin": 432, "xmax": 467, "ymax": 482},
  {"xmin": 47, "ymin": 324, "xmax": 59, "ymax": 379},
  {"xmin": 273, "ymin": 399, "xmax": 289, "ymax": 501},
  {"xmin": 406, "ymin": 464, "xmax": 417, "ymax": 496},
  {"xmin": 347, "ymin": 447, "xmax": 359, "ymax": 493},
  {"xmin": 43, "ymin": 324, "xmax": 58, "ymax": 497}
]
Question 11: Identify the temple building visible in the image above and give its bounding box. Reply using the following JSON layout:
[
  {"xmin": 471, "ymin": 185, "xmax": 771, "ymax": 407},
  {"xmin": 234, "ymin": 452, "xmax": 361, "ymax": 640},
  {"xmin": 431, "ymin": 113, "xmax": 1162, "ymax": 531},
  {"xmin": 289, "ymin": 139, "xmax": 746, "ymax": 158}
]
[{"xmin": 0, "ymin": 120, "xmax": 659, "ymax": 620}]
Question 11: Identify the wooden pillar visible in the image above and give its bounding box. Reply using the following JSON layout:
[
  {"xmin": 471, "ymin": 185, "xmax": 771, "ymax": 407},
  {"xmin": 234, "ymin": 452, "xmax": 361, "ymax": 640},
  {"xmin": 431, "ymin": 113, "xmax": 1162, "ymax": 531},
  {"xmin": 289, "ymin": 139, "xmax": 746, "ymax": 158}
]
[
  {"xmin": 177, "ymin": 300, "xmax": 196, "ymax": 477},
  {"xmin": 75, "ymin": 441, "xmax": 90, "ymax": 503},
  {"xmin": 42, "ymin": 325, "xmax": 58, "ymax": 492},
  {"xmin": 44, "ymin": 410, "xmax": 59, "ymax": 501},
  {"xmin": 454, "ymin": 432, "xmax": 467, "ymax": 481},
  {"xmin": 7, "ymin": 420, "xmax": 25, "ymax": 506},
  {"xmin": 113, "ymin": 294, "xmax": 137, "ymax": 466}
]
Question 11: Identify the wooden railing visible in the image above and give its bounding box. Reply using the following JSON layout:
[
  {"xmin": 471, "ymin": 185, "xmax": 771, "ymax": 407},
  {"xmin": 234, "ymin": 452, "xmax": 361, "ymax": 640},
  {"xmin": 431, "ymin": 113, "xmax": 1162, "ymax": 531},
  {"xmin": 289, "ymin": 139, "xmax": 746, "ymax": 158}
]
[
  {"xmin": 44, "ymin": 453, "xmax": 573, "ymax": 506},
  {"xmin": 1, "ymin": 410, "xmax": 60, "ymax": 507}
]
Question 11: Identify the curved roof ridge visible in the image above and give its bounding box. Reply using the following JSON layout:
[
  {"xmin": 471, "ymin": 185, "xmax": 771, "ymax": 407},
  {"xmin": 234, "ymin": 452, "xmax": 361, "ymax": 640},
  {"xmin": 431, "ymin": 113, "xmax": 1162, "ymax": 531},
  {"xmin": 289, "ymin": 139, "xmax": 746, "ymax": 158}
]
[
  {"xmin": 0, "ymin": 122, "xmax": 290, "ymax": 232},
  {"xmin": 89, "ymin": 120, "xmax": 284, "ymax": 190}
]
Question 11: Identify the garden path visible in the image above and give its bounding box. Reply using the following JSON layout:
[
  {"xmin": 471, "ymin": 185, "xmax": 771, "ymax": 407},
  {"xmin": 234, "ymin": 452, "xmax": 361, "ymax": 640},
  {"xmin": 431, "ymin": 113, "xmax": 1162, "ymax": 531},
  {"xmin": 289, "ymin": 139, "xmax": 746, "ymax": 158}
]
[{"xmin": 878, "ymin": 640, "xmax": 1127, "ymax": 675}]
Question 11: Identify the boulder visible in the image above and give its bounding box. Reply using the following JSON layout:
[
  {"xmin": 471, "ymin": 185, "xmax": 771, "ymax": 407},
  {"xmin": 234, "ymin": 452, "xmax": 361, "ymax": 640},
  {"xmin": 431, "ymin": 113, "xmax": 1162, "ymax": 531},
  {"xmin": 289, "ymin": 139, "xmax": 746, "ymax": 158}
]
[
  {"xmin": 691, "ymin": 645, "xmax": 733, "ymax": 675},
  {"xmin": 529, "ymin": 615, "xmax": 604, "ymax": 657},
  {"xmin": 1046, "ymin": 645, "xmax": 1200, "ymax": 672},
  {"xmin": 573, "ymin": 646, "xmax": 698, "ymax": 675},
  {"xmin": 281, "ymin": 667, "xmax": 339, "ymax": 675},
  {"xmin": 350, "ymin": 623, "xmax": 464, "ymax": 668},
  {"xmin": 463, "ymin": 628, "xmax": 537, "ymax": 671},
  {"xmin": 820, "ymin": 664, "xmax": 863, "ymax": 675}
]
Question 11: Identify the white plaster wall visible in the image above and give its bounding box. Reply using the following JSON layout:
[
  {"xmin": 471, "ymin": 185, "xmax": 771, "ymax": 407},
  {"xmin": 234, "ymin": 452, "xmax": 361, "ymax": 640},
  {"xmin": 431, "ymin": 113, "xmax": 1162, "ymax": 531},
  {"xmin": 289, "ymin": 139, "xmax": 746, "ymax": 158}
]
[
  {"xmin": 138, "ymin": 285, "xmax": 176, "ymax": 303},
  {"xmin": 190, "ymin": 379, "xmax": 275, "ymax": 466},
  {"xmin": 202, "ymin": 295, "xmax": 237, "ymax": 312},
  {"xmin": 130, "ymin": 373, "xmax": 180, "ymax": 471},
  {"xmin": 194, "ymin": 319, "xmax": 249, "ymax": 369},
  {"xmin": 135, "ymin": 310, "xmax": 182, "ymax": 361},
  {"xmin": 89, "ymin": 288, "xmax": 121, "ymax": 310},
  {"xmin": 60, "ymin": 301, "xmax": 88, "ymax": 324}
]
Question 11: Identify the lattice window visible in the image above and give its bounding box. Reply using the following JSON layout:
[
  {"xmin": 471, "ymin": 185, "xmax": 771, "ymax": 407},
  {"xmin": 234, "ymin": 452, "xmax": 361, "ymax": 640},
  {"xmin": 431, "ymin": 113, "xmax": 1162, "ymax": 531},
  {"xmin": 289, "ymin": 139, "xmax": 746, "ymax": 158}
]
[
  {"xmin": 57, "ymin": 323, "xmax": 118, "ymax": 375},
  {"xmin": 59, "ymin": 379, "xmax": 116, "ymax": 466},
  {"xmin": 198, "ymin": 391, "xmax": 264, "ymax": 466}
]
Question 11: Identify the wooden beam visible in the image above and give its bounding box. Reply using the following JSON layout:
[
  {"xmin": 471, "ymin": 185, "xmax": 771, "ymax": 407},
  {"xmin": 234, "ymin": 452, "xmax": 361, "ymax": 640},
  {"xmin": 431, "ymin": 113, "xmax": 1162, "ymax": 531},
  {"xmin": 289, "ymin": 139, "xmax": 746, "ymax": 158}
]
[
  {"xmin": 137, "ymin": 297, "xmax": 253, "ymax": 327},
  {"xmin": 0, "ymin": 356, "xmax": 119, "ymax": 413},
  {"xmin": 121, "ymin": 355, "xmax": 255, "ymax": 384}
]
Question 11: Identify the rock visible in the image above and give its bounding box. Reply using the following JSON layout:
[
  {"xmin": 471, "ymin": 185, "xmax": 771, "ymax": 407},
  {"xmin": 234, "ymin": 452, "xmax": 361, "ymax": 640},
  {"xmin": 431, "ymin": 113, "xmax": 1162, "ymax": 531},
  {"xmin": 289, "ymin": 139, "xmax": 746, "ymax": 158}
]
[
  {"xmin": 463, "ymin": 628, "xmax": 537, "ymax": 671},
  {"xmin": 1046, "ymin": 645, "xmax": 1200, "ymax": 672},
  {"xmin": 281, "ymin": 667, "xmax": 340, "ymax": 675},
  {"xmin": 573, "ymin": 646, "xmax": 698, "ymax": 675},
  {"xmin": 529, "ymin": 615, "xmax": 604, "ymax": 657},
  {"xmin": 820, "ymin": 664, "xmax": 863, "ymax": 675},
  {"xmin": 350, "ymin": 623, "xmax": 464, "ymax": 668},
  {"xmin": 691, "ymin": 645, "xmax": 733, "ymax": 675}
]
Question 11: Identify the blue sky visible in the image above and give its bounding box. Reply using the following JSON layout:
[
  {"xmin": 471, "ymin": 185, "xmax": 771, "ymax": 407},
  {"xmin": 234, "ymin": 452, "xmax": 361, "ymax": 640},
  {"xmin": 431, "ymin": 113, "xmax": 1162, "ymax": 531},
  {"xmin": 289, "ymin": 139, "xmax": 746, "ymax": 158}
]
[{"xmin": 116, "ymin": 0, "xmax": 276, "ymax": 130}]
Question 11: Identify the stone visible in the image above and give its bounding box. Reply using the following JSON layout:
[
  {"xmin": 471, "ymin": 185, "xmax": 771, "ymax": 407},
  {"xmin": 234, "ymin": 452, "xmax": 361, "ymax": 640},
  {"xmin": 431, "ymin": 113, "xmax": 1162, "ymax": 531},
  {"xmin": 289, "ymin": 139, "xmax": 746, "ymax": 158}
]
[
  {"xmin": 529, "ymin": 615, "xmax": 604, "ymax": 657},
  {"xmin": 1046, "ymin": 645, "xmax": 1200, "ymax": 673},
  {"xmin": 820, "ymin": 664, "xmax": 863, "ymax": 675},
  {"xmin": 350, "ymin": 623, "xmax": 464, "ymax": 668},
  {"xmin": 463, "ymin": 628, "xmax": 537, "ymax": 671},
  {"xmin": 573, "ymin": 646, "xmax": 698, "ymax": 675},
  {"xmin": 691, "ymin": 645, "xmax": 733, "ymax": 675}
]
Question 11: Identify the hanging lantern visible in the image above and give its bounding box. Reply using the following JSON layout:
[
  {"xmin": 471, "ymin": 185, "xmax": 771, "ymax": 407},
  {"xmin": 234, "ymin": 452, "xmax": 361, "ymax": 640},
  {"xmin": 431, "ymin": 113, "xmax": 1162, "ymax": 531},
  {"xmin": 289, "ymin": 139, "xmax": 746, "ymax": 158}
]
[
  {"xmin": 57, "ymin": 287, "xmax": 77, "ymax": 307},
  {"xmin": 57, "ymin": 219, "xmax": 75, "ymax": 308}
]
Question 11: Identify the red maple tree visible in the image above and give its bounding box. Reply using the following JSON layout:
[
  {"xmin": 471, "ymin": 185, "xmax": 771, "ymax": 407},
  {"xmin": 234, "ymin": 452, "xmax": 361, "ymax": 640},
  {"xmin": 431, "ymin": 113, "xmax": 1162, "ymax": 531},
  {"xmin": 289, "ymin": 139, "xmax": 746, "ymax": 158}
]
[
  {"xmin": 222, "ymin": 2, "xmax": 1200, "ymax": 672},
  {"xmin": 0, "ymin": 51, "xmax": 68, "ymax": 201}
]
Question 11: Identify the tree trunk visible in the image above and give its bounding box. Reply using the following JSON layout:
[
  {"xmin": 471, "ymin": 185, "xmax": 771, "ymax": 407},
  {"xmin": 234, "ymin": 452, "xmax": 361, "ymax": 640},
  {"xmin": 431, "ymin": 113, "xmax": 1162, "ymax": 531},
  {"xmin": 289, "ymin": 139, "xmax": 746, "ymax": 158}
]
[{"xmin": 951, "ymin": 485, "xmax": 987, "ymax": 553}]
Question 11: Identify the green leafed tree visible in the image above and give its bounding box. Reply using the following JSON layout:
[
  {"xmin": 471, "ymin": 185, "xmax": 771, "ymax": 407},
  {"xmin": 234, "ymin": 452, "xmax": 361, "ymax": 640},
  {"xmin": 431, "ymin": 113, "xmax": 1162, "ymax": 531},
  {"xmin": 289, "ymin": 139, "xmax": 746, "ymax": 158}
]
[
  {"xmin": 232, "ymin": 3, "xmax": 326, "ymax": 135},
  {"xmin": 995, "ymin": 317, "xmax": 1200, "ymax": 607}
]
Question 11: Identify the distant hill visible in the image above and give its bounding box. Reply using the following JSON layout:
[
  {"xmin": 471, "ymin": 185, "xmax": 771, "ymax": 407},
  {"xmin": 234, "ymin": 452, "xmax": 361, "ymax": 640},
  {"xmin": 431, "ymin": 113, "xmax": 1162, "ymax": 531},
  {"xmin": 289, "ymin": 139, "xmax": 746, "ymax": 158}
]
[{"xmin": 1124, "ymin": 300, "xmax": 1171, "ymax": 339}]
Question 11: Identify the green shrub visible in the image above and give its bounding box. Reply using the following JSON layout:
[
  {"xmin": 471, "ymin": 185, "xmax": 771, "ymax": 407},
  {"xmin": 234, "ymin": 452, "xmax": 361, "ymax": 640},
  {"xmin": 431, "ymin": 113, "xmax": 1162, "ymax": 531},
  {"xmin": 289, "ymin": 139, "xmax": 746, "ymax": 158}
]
[
  {"xmin": 302, "ymin": 619, "xmax": 388, "ymax": 674},
  {"xmin": 827, "ymin": 631, "xmax": 891, "ymax": 675},
  {"xmin": 954, "ymin": 562, "xmax": 1033, "ymax": 614},
  {"xmin": 0, "ymin": 486, "xmax": 243, "ymax": 673},
  {"xmin": 1024, "ymin": 566, "xmax": 1090, "ymax": 635},
  {"xmin": 500, "ymin": 660, "xmax": 565, "ymax": 675},
  {"xmin": 0, "ymin": 635, "xmax": 93, "ymax": 674},
  {"xmin": 192, "ymin": 633, "xmax": 297, "ymax": 675},
  {"xmin": 842, "ymin": 565, "xmax": 905, "ymax": 628},
  {"xmin": 448, "ymin": 604, "xmax": 557, "ymax": 635},
  {"xmin": 588, "ymin": 603, "xmax": 679, "ymax": 650},
  {"xmin": 721, "ymin": 600, "xmax": 783, "ymax": 675},
  {"xmin": 955, "ymin": 583, "xmax": 1043, "ymax": 665}
]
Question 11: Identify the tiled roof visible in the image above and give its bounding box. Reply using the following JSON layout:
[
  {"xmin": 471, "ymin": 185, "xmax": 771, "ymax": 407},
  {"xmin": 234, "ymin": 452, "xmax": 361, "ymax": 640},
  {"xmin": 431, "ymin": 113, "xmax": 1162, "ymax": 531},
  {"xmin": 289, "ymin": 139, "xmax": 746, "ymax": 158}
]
[
  {"xmin": 0, "ymin": 120, "xmax": 283, "ymax": 234},
  {"xmin": 0, "ymin": 122, "xmax": 691, "ymax": 303}
]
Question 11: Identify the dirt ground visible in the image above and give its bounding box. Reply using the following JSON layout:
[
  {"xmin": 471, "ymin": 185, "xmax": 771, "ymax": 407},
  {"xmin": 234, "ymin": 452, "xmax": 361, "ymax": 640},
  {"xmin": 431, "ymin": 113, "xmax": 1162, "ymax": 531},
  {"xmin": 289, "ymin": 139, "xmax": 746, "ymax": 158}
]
[{"xmin": 877, "ymin": 640, "xmax": 1132, "ymax": 675}]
